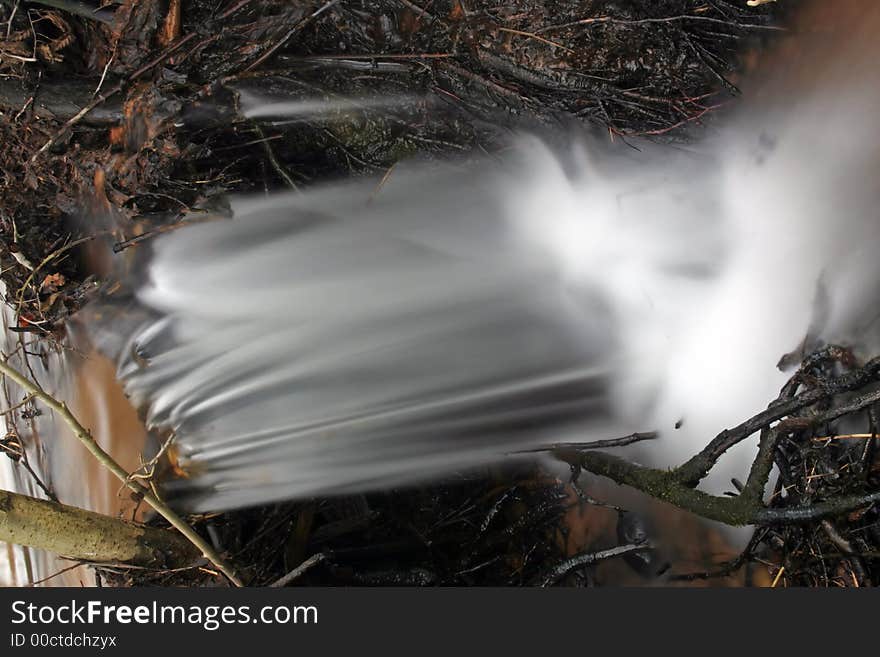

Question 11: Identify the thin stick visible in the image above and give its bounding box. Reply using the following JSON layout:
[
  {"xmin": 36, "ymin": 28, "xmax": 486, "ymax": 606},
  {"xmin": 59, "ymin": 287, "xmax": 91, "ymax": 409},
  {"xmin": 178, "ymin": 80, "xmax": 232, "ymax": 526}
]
[
  {"xmin": 0, "ymin": 358, "xmax": 242, "ymax": 586},
  {"xmin": 537, "ymin": 543, "xmax": 652, "ymax": 586},
  {"xmin": 285, "ymin": 53, "xmax": 453, "ymax": 61},
  {"xmin": 770, "ymin": 565, "xmax": 785, "ymax": 588},
  {"xmin": 537, "ymin": 15, "xmax": 784, "ymax": 34},
  {"xmin": 0, "ymin": 392, "xmax": 35, "ymax": 415},
  {"xmin": 27, "ymin": 561, "xmax": 86, "ymax": 586},
  {"xmin": 242, "ymin": 0, "xmax": 342, "ymax": 75},
  {"xmin": 269, "ymin": 553, "xmax": 326, "ymax": 587},
  {"xmin": 367, "ymin": 163, "xmax": 396, "ymax": 204},
  {"xmin": 497, "ymin": 27, "xmax": 573, "ymax": 53},
  {"xmin": 514, "ymin": 431, "xmax": 658, "ymax": 453}
]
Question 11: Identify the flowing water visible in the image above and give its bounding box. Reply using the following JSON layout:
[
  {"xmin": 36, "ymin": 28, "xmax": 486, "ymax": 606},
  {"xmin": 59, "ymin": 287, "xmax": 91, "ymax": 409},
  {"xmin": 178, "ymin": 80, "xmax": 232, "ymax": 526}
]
[
  {"xmin": 3, "ymin": 0, "xmax": 880, "ymax": 584},
  {"xmin": 91, "ymin": 5, "xmax": 880, "ymax": 511},
  {"xmin": 0, "ymin": 317, "xmax": 146, "ymax": 586}
]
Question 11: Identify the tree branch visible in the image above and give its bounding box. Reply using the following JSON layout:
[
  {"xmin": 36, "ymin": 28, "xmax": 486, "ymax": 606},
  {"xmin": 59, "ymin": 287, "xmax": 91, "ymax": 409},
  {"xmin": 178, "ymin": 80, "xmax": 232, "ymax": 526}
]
[
  {"xmin": 0, "ymin": 488, "xmax": 199, "ymax": 567},
  {"xmin": 0, "ymin": 357, "xmax": 243, "ymax": 586},
  {"xmin": 673, "ymin": 356, "xmax": 880, "ymax": 486}
]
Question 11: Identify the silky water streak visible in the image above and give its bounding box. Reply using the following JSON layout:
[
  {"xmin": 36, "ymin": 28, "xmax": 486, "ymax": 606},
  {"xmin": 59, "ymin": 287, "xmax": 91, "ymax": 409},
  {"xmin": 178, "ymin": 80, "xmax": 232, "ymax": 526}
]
[
  {"xmin": 93, "ymin": 7, "xmax": 880, "ymax": 512},
  {"xmin": 109, "ymin": 150, "xmax": 656, "ymax": 511}
]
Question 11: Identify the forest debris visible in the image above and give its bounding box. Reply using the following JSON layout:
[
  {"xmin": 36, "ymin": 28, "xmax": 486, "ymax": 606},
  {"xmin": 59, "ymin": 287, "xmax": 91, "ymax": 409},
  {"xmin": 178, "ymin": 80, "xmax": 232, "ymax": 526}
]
[
  {"xmin": 0, "ymin": 0, "xmax": 780, "ymax": 331},
  {"xmin": 0, "ymin": 357, "xmax": 244, "ymax": 586},
  {"xmin": 39, "ymin": 272, "xmax": 66, "ymax": 293}
]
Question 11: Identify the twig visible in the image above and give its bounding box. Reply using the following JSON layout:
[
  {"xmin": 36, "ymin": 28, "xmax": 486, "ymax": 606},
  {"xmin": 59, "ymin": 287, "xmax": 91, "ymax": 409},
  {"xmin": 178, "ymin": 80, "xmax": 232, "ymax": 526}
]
[
  {"xmin": 368, "ymin": 163, "xmax": 396, "ymax": 204},
  {"xmin": 674, "ymin": 356, "xmax": 880, "ymax": 486},
  {"xmin": 241, "ymin": 0, "xmax": 342, "ymax": 75},
  {"xmin": 536, "ymin": 15, "xmax": 784, "ymax": 34},
  {"xmin": 497, "ymin": 27, "xmax": 573, "ymax": 53},
  {"xmin": 821, "ymin": 519, "xmax": 867, "ymax": 585},
  {"xmin": 269, "ymin": 553, "xmax": 326, "ymax": 587},
  {"xmin": 514, "ymin": 431, "xmax": 657, "ymax": 454},
  {"xmin": 253, "ymin": 123, "xmax": 298, "ymax": 190},
  {"xmin": 217, "ymin": 0, "xmax": 254, "ymax": 20},
  {"xmin": 770, "ymin": 565, "xmax": 785, "ymax": 588},
  {"xmin": 559, "ymin": 449, "xmax": 880, "ymax": 527},
  {"xmin": 93, "ymin": 53, "xmax": 113, "ymax": 97},
  {"xmin": 283, "ymin": 52, "xmax": 454, "ymax": 61},
  {"xmin": 0, "ymin": 392, "xmax": 35, "ymax": 415},
  {"xmin": 754, "ymin": 491, "xmax": 880, "ymax": 524},
  {"xmin": 813, "ymin": 434, "xmax": 878, "ymax": 441},
  {"xmin": 27, "ymin": 561, "xmax": 86, "ymax": 586},
  {"xmin": 802, "ymin": 387, "xmax": 880, "ymax": 427},
  {"xmin": 394, "ymin": 0, "xmax": 437, "ymax": 21},
  {"xmin": 0, "ymin": 357, "xmax": 242, "ymax": 586},
  {"xmin": 742, "ymin": 426, "xmax": 781, "ymax": 501},
  {"xmin": 4, "ymin": 0, "xmax": 20, "ymax": 39},
  {"xmin": 670, "ymin": 527, "xmax": 767, "ymax": 581},
  {"xmin": 112, "ymin": 212, "xmax": 220, "ymax": 253},
  {"xmin": 537, "ymin": 543, "xmax": 652, "ymax": 586}
]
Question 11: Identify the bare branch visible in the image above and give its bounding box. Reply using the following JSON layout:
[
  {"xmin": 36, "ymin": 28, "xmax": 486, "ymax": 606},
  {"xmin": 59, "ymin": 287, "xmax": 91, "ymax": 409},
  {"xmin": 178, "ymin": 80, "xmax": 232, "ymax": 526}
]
[{"xmin": 0, "ymin": 357, "xmax": 243, "ymax": 586}]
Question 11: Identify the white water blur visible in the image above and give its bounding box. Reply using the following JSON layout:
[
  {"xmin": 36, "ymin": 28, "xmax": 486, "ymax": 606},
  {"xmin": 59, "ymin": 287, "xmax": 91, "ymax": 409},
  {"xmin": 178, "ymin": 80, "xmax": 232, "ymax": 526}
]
[
  {"xmin": 90, "ymin": 6, "xmax": 880, "ymax": 513},
  {"xmin": 237, "ymin": 88, "xmax": 417, "ymax": 121},
  {"xmin": 99, "ymin": 107, "xmax": 879, "ymax": 511}
]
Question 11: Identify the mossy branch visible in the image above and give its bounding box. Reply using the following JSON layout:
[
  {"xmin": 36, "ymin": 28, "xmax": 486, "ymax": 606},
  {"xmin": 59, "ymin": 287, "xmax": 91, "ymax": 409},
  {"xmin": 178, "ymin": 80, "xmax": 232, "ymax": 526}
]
[
  {"xmin": 559, "ymin": 447, "xmax": 880, "ymax": 527},
  {"xmin": 555, "ymin": 351, "xmax": 880, "ymax": 527},
  {"xmin": 0, "ymin": 488, "xmax": 199, "ymax": 567},
  {"xmin": 674, "ymin": 356, "xmax": 880, "ymax": 486}
]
